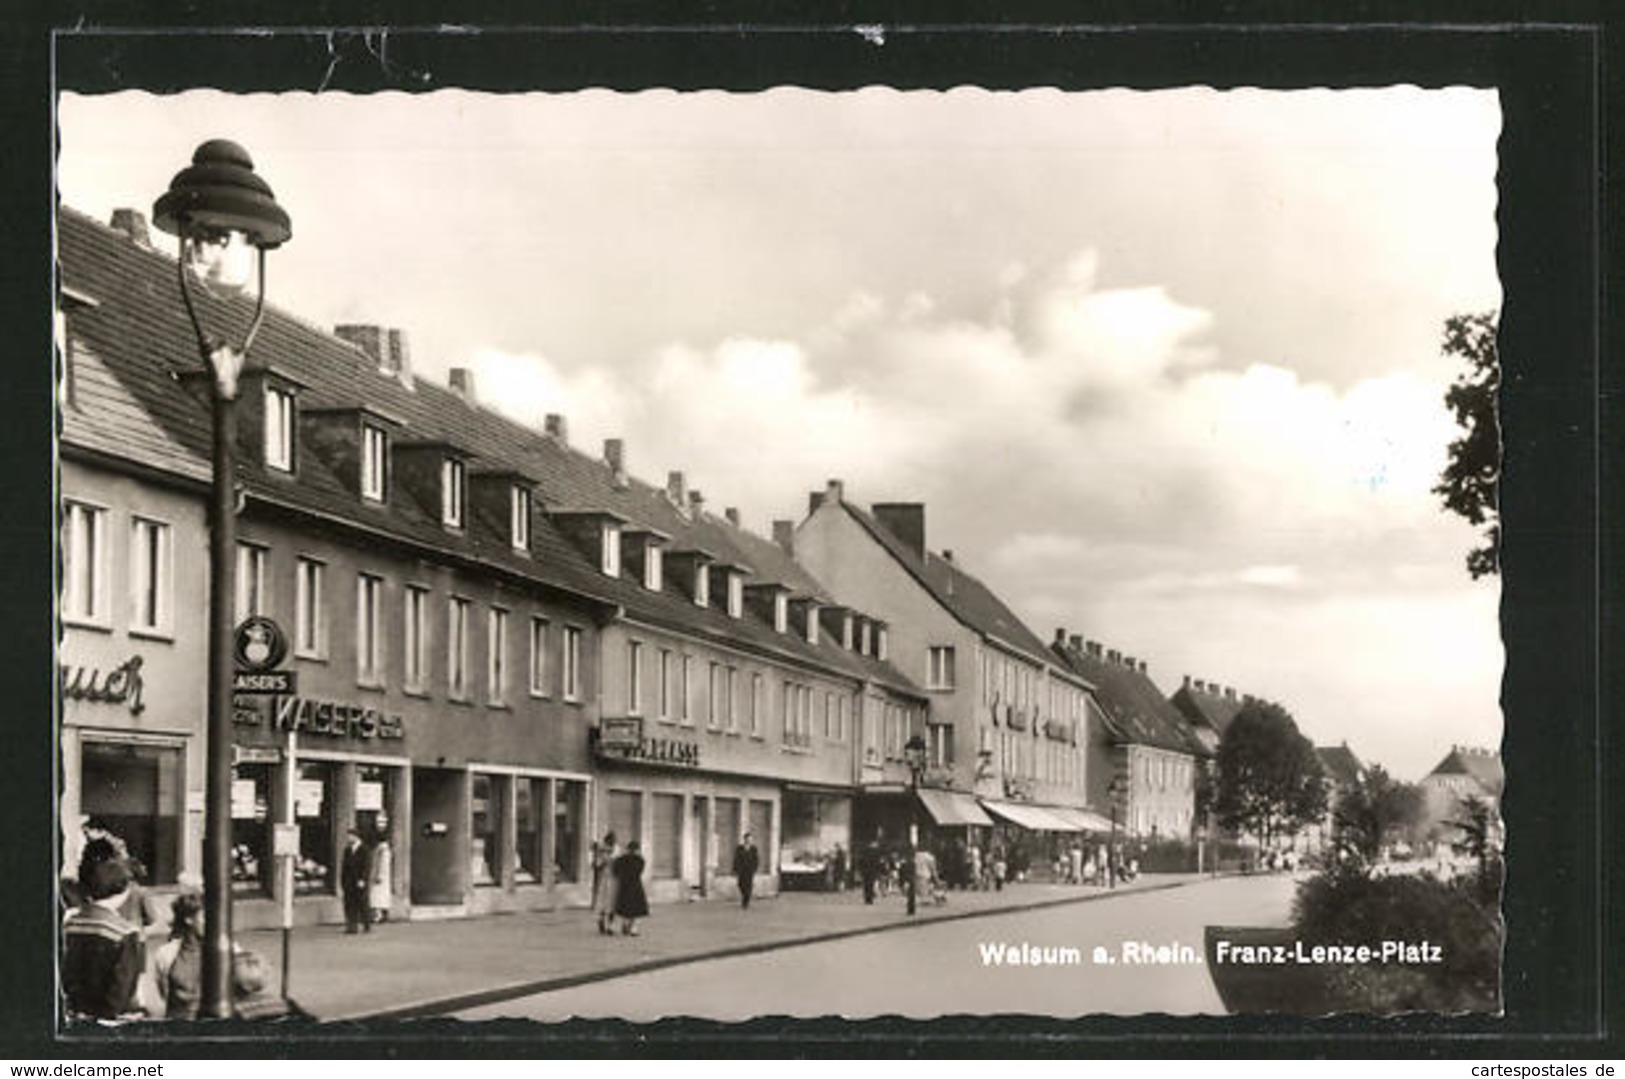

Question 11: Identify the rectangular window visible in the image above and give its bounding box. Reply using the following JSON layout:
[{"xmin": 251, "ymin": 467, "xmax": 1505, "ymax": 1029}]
[
  {"xmin": 823, "ymin": 693, "xmax": 833, "ymax": 739},
  {"xmin": 658, "ymin": 649, "xmax": 672, "ymax": 720},
  {"xmin": 510, "ymin": 486, "xmax": 531, "ymax": 551},
  {"xmin": 441, "ymin": 458, "xmax": 465, "ymax": 528},
  {"xmin": 806, "ymin": 607, "xmax": 819, "ymax": 646},
  {"xmin": 627, "ymin": 640, "xmax": 644, "ymax": 715},
  {"xmin": 361, "ymin": 424, "xmax": 388, "ymax": 502},
  {"xmin": 750, "ymin": 673, "xmax": 763, "ymax": 737},
  {"xmin": 837, "ymin": 695, "xmax": 849, "ymax": 742},
  {"xmin": 356, "ymin": 573, "xmax": 384, "ymax": 686},
  {"xmin": 62, "ymin": 500, "xmax": 109, "ymax": 625},
  {"xmin": 562, "ymin": 626, "xmax": 582, "ymax": 701},
  {"xmin": 694, "ymin": 564, "xmax": 710, "ymax": 608},
  {"xmin": 928, "ymin": 645, "xmax": 957, "ymax": 690},
  {"xmin": 264, "ymin": 385, "xmax": 294, "ymax": 472},
  {"xmin": 707, "ymin": 662, "xmax": 722, "ymax": 729},
  {"xmin": 600, "ymin": 522, "xmax": 621, "ymax": 577},
  {"xmin": 645, "ymin": 545, "xmax": 663, "ymax": 591},
  {"xmin": 403, "ymin": 586, "xmax": 429, "ymax": 692},
  {"xmin": 727, "ymin": 573, "xmax": 743, "ymax": 618},
  {"xmin": 128, "ymin": 516, "xmax": 171, "ymax": 635},
  {"xmin": 877, "ymin": 627, "xmax": 888, "ymax": 662},
  {"xmin": 488, "ymin": 607, "xmax": 508, "ymax": 705},
  {"xmin": 773, "ymin": 593, "xmax": 787, "ymax": 634},
  {"xmin": 447, "ymin": 597, "xmax": 470, "ymax": 700},
  {"xmin": 235, "ymin": 543, "xmax": 267, "ymax": 624},
  {"xmin": 528, "ymin": 617, "xmax": 549, "ymax": 697},
  {"xmin": 680, "ymin": 655, "xmax": 694, "ymax": 725},
  {"xmin": 294, "ymin": 557, "xmax": 326, "ymax": 657},
  {"xmin": 726, "ymin": 666, "xmax": 738, "ymax": 732}
]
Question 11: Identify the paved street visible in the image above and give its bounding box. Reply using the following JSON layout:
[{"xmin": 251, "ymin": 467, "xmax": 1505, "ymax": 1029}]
[{"xmin": 454, "ymin": 873, "xmax": 1298, "ymax": 1021}]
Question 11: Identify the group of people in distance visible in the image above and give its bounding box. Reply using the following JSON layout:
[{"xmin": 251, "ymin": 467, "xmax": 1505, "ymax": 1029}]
[{"xmin": 590, "ymin": 829, "xmax": 766, "ymax": 936}]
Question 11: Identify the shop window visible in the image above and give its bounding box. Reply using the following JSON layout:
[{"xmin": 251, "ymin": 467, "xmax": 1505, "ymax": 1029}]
[
  {"xmin": 293, "ymin": 760, "xmax": 336, "ymax": 896},
  {"xmin": 748, "ymin": 800, "xmax": 773, "ymax": 863},
  {"xmin": 231, "ymin": 762, "xmax": 273, "ymax": 898},
  {"xmin": 555, "ymin": 780, "xmax": 584, "ymax": 884},
  {"xmin": 516, "ymin": 779, "xmax": 541, "ymax": 884},
  {"xmin": 471, "ymin": 773, "xmax": 499, "ymax": 887},
  {"xmin": 62, "ymin": 500, "xmax": 110, "ymax": 627},
  {"xmin": 354, "ymin": 765, "xmax": 392, "ymax": 843},
  {"xmin": 650, "ymin": 793, "xmax": 681, "ymax": 879},
  {"xmin": 81, "ymin": 739, "xmax": 181, "ymax": 886}
]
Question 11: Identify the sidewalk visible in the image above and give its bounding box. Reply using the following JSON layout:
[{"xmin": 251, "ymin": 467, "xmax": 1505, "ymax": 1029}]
[{"xmin": 239, "ymin": 872, "xmax": 1212, "ymax": 1021}]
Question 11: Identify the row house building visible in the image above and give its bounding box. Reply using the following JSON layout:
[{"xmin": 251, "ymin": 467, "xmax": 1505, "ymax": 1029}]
[{"xmin": 56, "ymin": 206, "xmax": 925, "ymax": 928}]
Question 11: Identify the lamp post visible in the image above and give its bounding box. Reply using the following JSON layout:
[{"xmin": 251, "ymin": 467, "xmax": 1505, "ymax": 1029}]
[
  {"xmin": 903, "ymin": 734, "xmax": 927, "ymax": 916},
  {"xmin": 152, "ymin": 140, "xmax": 291, "ymax": 1019},
  {"xmin": 1107, "ymin": 773, "xmax": 1129, "ymax": 889}
]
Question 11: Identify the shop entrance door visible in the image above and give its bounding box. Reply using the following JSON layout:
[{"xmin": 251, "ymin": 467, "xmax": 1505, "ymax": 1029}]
[
  {"xmin": 685, "ymin": 799, "xmax": 704, "ymax": 895},
  {"xmin": 410, "ymin": 768, "xmax": 466, "ymax": 906}
]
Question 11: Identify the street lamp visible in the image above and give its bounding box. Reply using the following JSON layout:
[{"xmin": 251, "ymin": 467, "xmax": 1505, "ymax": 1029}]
[
  {"xmin": 903, "ymin": 734, "xmax": 927, "ymax": 916},
  {"xmin": 153, "ymin": 139, "xmax": 291, "ymax": 1020},
  {"xmin": 1107, "ymin": 773, "xmax": 1130, "ymax": 889}
]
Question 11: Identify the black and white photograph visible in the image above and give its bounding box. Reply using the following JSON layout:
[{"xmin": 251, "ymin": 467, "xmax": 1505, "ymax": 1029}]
[{"xmin": 43, "ymin": 24, "xmax": 1602, "ymax": 1045}]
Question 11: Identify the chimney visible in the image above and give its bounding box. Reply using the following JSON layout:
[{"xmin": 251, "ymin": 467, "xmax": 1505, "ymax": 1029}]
[
  {"xmin": 448, "ymin": 367, "xmax": 477, "ymax": 405},
  {"xmin": 872, "ymin": 503, "xmax": 926, "ymax": 559},
  {"xmin": 772, "ymin": 519, "xmax": 795, "ymax": 554},
  {"xmin": 1244, "ymin": 693, "xmax": 1255, "ymax": 704},
  {"xmin": 1068, "ymin": 634, "xmax": 1083, "ymax": 652},
  {"xmin": 1225, "ymin": 686, "xmax": 1236, "ymax": 701},
  {"xmin": 668, "ymin": 471, "xmax": 688, "ymax": 508},
  {"xmin": 1086, "ymin": 640, "xmax": 1102, "ymax": 658},
  {"xmin": 1183, "ymin": 675, "xmax": 1192, "ymax": 689},
  {"xmin": 109, "ymin": 208, "xmax": 151, "ymax": 248},
  {"xmin": 1054, "ymin": 628, "xmax": 1067, "ymax": 645},
  {"xmin": 1138, "ymin": 660, "xmax": 1148, "ymax": 674},
  {"xmin": 725, "ymin": 507, "xmax": 740, "ymax": 527},
  {"xmin": 1124, "ymin": 655, "xmax": 1136, "ymax": 669},
  {"xmin": 942, "ymin": 550, "xmax": 954, "ymax": 563},
  {"xmin": 689, "ymin": 489, "xmax": 705, "ymax": 515},
  {"xmin": 544, "ymin": 413, "xmax": 568, "ymax": 444},
  {"xmin": 823, "ymin": 479, "xmax": 845, "ymax": 506},
  {"xmin": 1194, "ymin": 679, "xmax": 1206, "ymax": 692},
  {"xmin": 1107, "ymin": 649, "xmax": 1120, "ymax": 664},
  {"xmin": 604, "ymin": 439, "xmax": 628, "ymax": 487}
]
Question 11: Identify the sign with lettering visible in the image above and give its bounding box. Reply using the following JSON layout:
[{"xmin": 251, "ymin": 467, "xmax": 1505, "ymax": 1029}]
[
  {"xmin": 232, "ymin": 694, "xmax": 404, "ymax": 741},
  {"xmin": 233, "ymin": 670, "xmax": 297, "ymax": 695},
  {"xmin": 598, "ymin": 717, "xmax": 644, "ymax": 750},
  {"xmin": 60, "ymin": 655, "xmax": 145, "ymax": 715},
  {"xmin": 595, "ymin": 729, "xmax": 701, "ymax": 768}
]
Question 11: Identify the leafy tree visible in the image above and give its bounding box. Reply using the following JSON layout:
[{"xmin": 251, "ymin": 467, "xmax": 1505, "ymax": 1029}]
[
  {"xmin": 1449, "ymin": 793, "xmax": 1504, "ymax": 901},
  {"xmin": 1213, "ymin": 701, "xmax": 1329, "ymax": 852},
  {"xmin": 1332, "ymin": 765, "xmax": 1427, "ymax": 869},
  {"xmin": 1433, "ymin": 311, "xmax": 1501, "ymax": 578}
]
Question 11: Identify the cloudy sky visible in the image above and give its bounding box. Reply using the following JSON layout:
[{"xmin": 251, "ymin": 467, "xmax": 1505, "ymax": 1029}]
[{"xmin": 56, "ymin": 87, "xmax": 1502, "ymax": 779}]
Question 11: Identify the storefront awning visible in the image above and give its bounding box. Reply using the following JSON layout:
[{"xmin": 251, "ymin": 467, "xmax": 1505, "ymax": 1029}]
[
  {"xmin": 915, "ymin": 788, "xmax": 994, "ymax": 827},
  {"xmin": 1047, "ymin": 807, "xmax": 1116, "ymax": 833},
  {"xmin": 980, "ymin": 799, "xmax": 1076, "ymax": 832}
]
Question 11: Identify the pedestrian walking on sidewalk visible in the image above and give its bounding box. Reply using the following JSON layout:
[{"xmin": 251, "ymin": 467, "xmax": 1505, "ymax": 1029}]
[
  {"xmin": 341, "ymin": 829, "xmax": 371, "ymax": 934},
  {"xmin": 733, "ymin": 831, "xmax": 760, "ymax": 909},
  {"xmin": 369, "ymin": 828, "xmax": 393, "ymax": 925},
  {"xmin": 858, "ymin": 838, "xmax": 881, "ymax": 904},
  {"xmin": 592, "ymin": 831, "xmax": 620, "ymax": 936},
  {"xmin": 611, "ymin": 840, "xmax": 649, "ymax": 936}
]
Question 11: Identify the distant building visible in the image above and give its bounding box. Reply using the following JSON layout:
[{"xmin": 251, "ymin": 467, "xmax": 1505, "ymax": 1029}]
[
  {"xmin": 1050, "ymin": 634, "xmax": 1205, "ymax": 840},
  {"xmin": 1313, "ymin": 742, "xmax": 1367, "ymax": 851},
  {"xmin": 1168, "ymin": 676, "xmax": 1250, "ymax": 753},
  {"xmin": 1421, "ymin": 745, "xmax": 1504, "ymax": 842}
]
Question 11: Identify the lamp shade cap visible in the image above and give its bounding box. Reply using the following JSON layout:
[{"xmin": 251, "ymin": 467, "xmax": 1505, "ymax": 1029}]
[{"xmin": 152, "ymin": 139, "xmax": 291, "ymax": 248}]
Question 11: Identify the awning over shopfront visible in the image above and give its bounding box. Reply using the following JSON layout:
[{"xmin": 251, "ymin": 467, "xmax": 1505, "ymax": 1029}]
[
  {"xmin": 980, "ymin": 800, "xmax": 1077, "ymax": 832},
  {"xmin": 1047, "ymin": 806, "xmax": 1116, "ymax": 833},
  {"xmin": 916, "ymin": 788, "xmax": 995, "ymax": 827}
]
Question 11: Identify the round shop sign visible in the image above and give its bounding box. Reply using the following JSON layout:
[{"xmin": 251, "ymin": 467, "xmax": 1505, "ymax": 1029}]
[{"xmin": 234, "ymin": 616, "xmax": 288, "ymax": 672}]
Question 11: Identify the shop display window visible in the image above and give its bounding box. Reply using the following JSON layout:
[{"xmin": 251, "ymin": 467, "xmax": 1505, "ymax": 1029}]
[
  {"xmin": 354, "ymin": 765, "xmax": 392, "ymax": 842},
  {"xmin": 712, "ymin": 798, "xmax": 741, "ymax": 871},
  {"xmin": 554, "ymin": 780, "xmax": 583, "ymax": 884},
  {"xmin": 294, "ymin": 760, "xmax": 336, "ymax": 896},
  {"xmin": 516, "ymin": 778, "xmax": 541, "ymax": 884},
  {"xmin": 81, "ymin": 740, "xmax": 182, "ymax": 886},
  {"xmin": 471, "ymin": 773, "xmax": 499, "ymax": 886},
  {"xmin": 230, "ymin": 762, "xmax": 273, "ymax": 898},
  {"xmin": 651, "ymin": 793, "xmax": 681, "ymax": 879}
]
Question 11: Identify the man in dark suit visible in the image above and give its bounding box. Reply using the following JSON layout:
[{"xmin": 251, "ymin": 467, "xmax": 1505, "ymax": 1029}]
[
  {"xmin": 340, "ymin": 828, "xmax": 371, "ymax": 934},
  {"xmin": 733, "ymin": 831, "xmax": 760, "ymax": 909}
]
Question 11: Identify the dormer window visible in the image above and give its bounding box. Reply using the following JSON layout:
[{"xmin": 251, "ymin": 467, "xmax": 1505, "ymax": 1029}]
[
  {"xmin": 510, "ymin": 485, "xmax": 531, "ymax": 551},
  {"xmin": 441, "ymin": 458, "xmax": 465, "ymax": 528},
  {"xmin": 860, "ymin": 620, "xmax": 872, "ymax": 655},
  {"xmin": 806, "ymin": 605, "xmax": 820, "ymax": 646},
  {"xmin": 645, "ymin": 544, "xmax": 663, "ymax": 591},
  {"xmin": 774, "ymin": 593, "xmax": 788, "ymax": 634},
  {"xmin": 727, "ymin": 573, "xmax": 743, "ymax": 619},
  {"xmin": 877, "ymin": 626, "xmax": 889, "ymax": 662},
  {"xmin": 361, "ymin": 424, "xmax": 388, "ymax": 502},
  {"xmin": 694, "ymin": 564, "xmax": 710, "ymax": 608},
  {"xmin": 264, "ymin": 384, "xmax": 295, "ymax": 472},
  {"xmin": 600, "ymin": 522, "xmax": 621, "ymax": 577}
]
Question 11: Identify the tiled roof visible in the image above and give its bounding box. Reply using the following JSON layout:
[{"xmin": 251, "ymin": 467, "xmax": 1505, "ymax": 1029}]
[
  {"xmin": 1050, "ymin": 643, "xmax": 1203, "ymax": 756},
  {"xmin": 1426, "ymin": 746, "xmax": 1504, "ymax": 797},
  {"xmin": 1315, "ymin": 744, "xmax": 1365, "ymax": 788},
  {"xmin": 1169, "ymin": 683, "xmax": 1246, "ymax": 740},
  {"xmin": 57, "ymin": 207, "xmax": 922, "ymax": 698},
  {"xmin": 839, "ymin": 501, "xmax": 1059, "ymax": 670}
]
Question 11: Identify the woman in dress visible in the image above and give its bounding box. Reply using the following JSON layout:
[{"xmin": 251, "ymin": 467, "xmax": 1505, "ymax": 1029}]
[
  {"xmin": 369, "ymin": 828, "xmax": 393, "ymax": 925},
  {"xmin": 592, "ymin": 831, "xmax": 620, "ymax": 936},
  {"xmin": 611, "ymin": 840, "xmax": 650, "ymax": 936}
]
